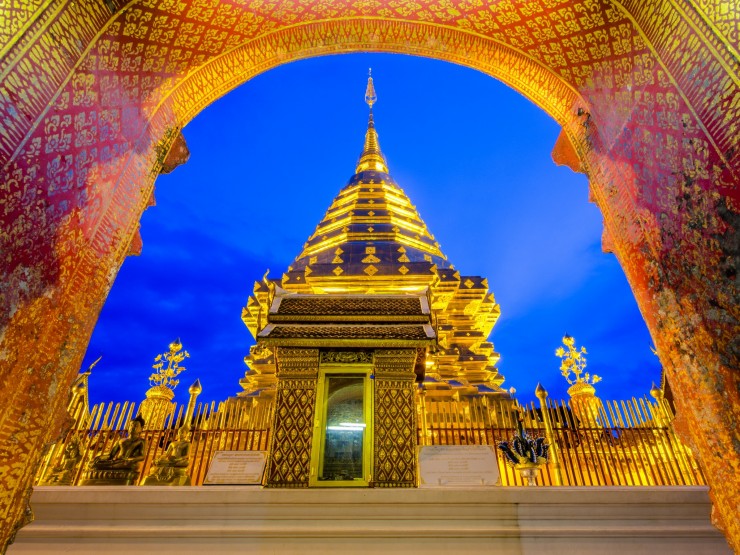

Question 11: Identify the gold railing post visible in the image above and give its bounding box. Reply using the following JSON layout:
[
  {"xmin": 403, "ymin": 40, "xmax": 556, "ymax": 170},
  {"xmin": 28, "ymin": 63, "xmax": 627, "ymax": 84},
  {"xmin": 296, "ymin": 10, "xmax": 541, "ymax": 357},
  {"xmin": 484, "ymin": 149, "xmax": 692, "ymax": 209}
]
[
  {"xmin": 649, "ymin": 383, "xmax": 699, "ymax": 484},
  {"xmin": 535, "ymin": 383, "xmax": 562, "ymax": 486},
  {"xmin": 649, "ymin": 383, "xmax": 672, "ymax": 427},
  {"xmin": 419, "ymin": 389, "xmax": 429, "ymax": 447},
  {"xmin": 186, "ymin": 379, "xmax": 202, "ymax": 426}
]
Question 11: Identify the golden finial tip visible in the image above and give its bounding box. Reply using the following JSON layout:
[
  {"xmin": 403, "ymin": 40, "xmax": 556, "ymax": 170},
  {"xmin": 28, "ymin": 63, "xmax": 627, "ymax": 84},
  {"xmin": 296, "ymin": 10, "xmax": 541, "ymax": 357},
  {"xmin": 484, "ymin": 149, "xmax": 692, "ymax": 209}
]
[
  {"xmin": 365, "ymin": 70, "xmax": 377, "ymax": 109},
  {"xmin": 356, "ymin": 69, "xmax": 388, "ymax": 172},
  {"xmin": 535, "ymin": 382, "xmax": 548, "ymax": 398},
  {"xmin": 189, "ymin": 378, "xmax": 202, "ymax": 395}
]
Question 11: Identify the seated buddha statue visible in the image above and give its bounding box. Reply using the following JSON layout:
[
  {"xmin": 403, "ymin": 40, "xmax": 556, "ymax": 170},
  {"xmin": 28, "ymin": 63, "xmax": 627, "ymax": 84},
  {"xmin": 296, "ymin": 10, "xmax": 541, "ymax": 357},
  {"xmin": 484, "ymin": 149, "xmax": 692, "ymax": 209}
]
[
  {"xmin": 40, "ymin": 437, "xmax": 82, "ymax": 486},
  {"xmin": 82, "ymin": 415, "xmax": 148, "ymax": 485},
  {"xmin": 143, "ymin": 424, "xmax": 192, "ymax": 486}
]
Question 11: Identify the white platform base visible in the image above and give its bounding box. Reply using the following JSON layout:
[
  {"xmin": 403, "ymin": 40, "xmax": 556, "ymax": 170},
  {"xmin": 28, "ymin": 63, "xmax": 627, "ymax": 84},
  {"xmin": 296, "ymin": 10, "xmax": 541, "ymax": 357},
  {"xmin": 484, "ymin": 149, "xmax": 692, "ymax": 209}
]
[{"xmin": 10, "ymin": 486, "xmax": 730, "ymax": 554}]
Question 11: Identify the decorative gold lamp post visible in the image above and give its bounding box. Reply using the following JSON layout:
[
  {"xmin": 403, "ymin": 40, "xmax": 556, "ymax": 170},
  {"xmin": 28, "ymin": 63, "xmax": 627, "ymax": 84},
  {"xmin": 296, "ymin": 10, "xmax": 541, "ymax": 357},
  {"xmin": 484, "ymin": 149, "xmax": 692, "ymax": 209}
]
[
  {"xmin": 186, "ymin": 378, "xmax": 202, "ymax": 426},
  {"xmin": 556, "ymin": 334, "xmax": 602, "ymax": 427},
  {"xmin": 535, "ymin": 383, "xmax": 563, "ymax": 485},
  {"xmin": 139, "ymin": 339, "xmax": 189, "ymax": 430},
  {"xmin": 649, "ymin": 382, "xmax": 673, "ymax": 427}
]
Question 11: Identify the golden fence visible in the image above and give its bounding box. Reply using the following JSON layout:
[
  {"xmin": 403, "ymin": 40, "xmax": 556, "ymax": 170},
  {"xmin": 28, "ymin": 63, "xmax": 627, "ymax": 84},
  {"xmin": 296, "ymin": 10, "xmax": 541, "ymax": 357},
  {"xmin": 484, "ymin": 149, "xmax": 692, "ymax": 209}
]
[
  {"xmin": 36, "ymin": 393, "xmax": 704, "ymax": 487},
  {"xmin": 36, "ymin": 399, "xmax": 273, "ymax": 487},
  {"xmin": 417, "ymin": 394, "xmax": 705, "ymax": 487}
]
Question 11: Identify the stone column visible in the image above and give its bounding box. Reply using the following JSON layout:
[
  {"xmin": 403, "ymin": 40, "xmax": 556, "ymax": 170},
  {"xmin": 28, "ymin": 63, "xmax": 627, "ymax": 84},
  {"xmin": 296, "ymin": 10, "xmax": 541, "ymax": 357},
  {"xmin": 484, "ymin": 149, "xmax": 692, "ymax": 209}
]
[
  {"xmin": 372, "ymin": 349, "xmax": 418, "ymax": 488},
  {"xmin": 264, "ymin": 348, "xmax": 319, "ymax": 488}
]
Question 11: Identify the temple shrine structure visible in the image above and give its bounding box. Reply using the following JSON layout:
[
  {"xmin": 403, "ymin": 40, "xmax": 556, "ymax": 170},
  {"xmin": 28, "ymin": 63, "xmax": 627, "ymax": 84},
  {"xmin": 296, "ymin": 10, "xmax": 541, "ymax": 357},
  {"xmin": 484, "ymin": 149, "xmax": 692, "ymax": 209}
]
[
  {"xmin": 8, "ymin": 76, "xmax": 731, "ymax": 554},
  {"xmin": 236, "ymin": 73, "xmax": 506, "ymax": 487}
]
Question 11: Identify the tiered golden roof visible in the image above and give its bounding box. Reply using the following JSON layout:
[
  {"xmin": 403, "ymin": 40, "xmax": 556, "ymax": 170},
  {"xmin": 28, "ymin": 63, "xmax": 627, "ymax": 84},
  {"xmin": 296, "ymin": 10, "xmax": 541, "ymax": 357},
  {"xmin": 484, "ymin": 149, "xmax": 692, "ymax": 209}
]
[{"xmin": 240, "ymin": 73, "xmax": 504, "ymax": 398}]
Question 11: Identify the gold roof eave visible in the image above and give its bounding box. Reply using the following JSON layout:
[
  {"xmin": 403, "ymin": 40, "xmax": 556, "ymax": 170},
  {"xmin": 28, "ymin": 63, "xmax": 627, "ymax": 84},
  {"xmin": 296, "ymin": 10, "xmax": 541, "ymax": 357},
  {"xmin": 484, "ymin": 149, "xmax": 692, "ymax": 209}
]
[
  {"xmin": 257, "ymin": 322, "xmax": 436, "ymax": 348},
  {"xmin": 300, "ymin": 232, "xmax": 444, "ymax": 258},
  {"xmin": 268, "ymin": 314, "xmax": 431, "ymax": 323},
  {"xmin": 268, "ymin": 291, "xmax": 431, "ymax": 316},
  {"xmin": 258, "ymin": 337, "xmax": 435, "ymax": 348},
  {"xmin": 289, "ymin": 275, "xmax": 438, "ymax": 295}
]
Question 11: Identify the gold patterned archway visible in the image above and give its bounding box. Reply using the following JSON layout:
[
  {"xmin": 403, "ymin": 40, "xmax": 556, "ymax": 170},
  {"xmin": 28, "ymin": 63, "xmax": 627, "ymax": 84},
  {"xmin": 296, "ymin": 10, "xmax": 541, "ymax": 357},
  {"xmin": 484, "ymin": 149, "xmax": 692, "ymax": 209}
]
[{"xmin": 0, "ymin": 1, "xmax": 737, "ymax": 551}]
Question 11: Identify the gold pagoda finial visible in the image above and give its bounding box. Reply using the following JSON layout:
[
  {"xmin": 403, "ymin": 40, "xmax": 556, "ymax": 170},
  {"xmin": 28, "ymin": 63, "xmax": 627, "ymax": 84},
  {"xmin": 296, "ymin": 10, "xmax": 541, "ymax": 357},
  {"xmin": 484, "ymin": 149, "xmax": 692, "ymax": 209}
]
[
  {"xmin": 356, "ymin": 68, "xmax": 388, "ymax": 173},
  {"xmin": 365, "ymin": 68, "xmax": 376, "ymax": 109}
]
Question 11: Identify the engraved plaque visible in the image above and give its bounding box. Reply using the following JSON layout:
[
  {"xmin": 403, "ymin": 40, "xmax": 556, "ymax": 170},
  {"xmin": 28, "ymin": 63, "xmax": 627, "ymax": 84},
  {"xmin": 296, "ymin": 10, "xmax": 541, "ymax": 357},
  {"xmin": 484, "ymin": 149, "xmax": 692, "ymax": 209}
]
[
  {"xmin": 418, "ymin": 446, "xmax": 500, "ymax": 487},
  {"xmin": 204, "ymin": 451, "xmax": 267, "ymax": 485}
]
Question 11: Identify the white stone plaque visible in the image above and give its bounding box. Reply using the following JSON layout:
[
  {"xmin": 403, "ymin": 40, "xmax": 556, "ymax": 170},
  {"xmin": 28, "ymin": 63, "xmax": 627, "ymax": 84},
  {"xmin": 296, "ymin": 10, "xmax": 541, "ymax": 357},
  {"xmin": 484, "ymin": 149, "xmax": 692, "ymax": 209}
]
[
  {"xmin": 204, "ymin": 451, "xmax": 267, "ymax": 485},
  {"xmin": 418, "ymin": 445, "xmax": 500, "ymax": 487}
]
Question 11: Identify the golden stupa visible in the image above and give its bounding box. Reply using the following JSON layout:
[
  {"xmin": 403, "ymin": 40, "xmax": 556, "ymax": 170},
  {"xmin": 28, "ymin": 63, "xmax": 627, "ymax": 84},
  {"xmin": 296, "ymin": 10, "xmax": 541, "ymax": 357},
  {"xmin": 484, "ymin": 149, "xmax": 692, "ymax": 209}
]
[{"xmin": 239, "ymin": 72, "xmax": 505, "ymax": 408}]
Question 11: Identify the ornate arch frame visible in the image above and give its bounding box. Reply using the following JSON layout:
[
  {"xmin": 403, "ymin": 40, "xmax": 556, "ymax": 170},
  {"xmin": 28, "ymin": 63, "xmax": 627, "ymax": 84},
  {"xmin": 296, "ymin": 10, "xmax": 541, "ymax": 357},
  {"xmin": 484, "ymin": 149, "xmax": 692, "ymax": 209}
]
[{"xmin": 0, "ymin": 1, "xmax": 737, "ymax": 551}]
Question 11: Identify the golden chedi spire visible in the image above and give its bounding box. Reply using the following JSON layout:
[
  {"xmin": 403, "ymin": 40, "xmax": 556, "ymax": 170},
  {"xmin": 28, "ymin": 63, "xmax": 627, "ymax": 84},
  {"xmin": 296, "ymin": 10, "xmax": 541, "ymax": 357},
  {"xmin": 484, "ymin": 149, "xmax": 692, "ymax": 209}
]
[
  {"xmin": 356, "ymin": 69, "xmax": 388, "ymax": 173},
  {"xmin": 287, "ymin": 69, "xmax": 449, "ymax": 286},
  {"xmin": 241, "ymin": 70, "xmax": 506, "ymax": 398}
]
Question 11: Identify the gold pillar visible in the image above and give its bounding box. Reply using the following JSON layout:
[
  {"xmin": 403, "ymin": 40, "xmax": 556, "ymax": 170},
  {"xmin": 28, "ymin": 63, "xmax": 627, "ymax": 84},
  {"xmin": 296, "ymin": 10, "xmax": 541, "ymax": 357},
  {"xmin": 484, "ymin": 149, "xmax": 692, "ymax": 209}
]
[
  {"xmin": 185, "ymin": 379, "xmax": 202, "ymax": 425},
  {"xmin": 265, "ymin": 348, "xmax": 319, "ymax": 488},
  {"xmin": 535, "ymin": 383, "xmax": 563, "ymax": 486},
  {"xmin": 372, "ymin": 349, "xmax": 418, "ymax": 488}
]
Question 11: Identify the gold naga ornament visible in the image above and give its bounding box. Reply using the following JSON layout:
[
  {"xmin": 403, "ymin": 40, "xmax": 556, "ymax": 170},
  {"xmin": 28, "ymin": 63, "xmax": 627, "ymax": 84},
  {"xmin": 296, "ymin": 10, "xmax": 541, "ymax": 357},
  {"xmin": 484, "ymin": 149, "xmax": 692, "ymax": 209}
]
[{"xmin": 497, "ymin": 407, "xmax": 550, "ymax": 486}]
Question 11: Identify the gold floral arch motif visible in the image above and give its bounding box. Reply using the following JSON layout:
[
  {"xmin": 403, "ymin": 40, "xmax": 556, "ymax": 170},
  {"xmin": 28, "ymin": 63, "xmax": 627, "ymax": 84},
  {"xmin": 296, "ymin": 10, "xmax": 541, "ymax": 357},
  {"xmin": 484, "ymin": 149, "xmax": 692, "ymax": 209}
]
[{"xmin": 165, "ymin": 19, "xmax": 580, "ymax": 125}]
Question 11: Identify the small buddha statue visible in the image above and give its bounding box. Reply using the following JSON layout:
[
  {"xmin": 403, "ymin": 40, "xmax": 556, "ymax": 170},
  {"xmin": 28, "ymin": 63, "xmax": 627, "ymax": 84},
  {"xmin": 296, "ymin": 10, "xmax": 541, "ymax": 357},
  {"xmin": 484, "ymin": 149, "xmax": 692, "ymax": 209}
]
[
  {"xmin": 143, "ymin": 425, "xmax": 192, "ymax": 486},
  {"xmin": 40, "ymin": 437, "xmax": 82, "ymax": 486},
  {"xmin": 82, "ymin": 415, "xmax": 148, "ymax": 485}
]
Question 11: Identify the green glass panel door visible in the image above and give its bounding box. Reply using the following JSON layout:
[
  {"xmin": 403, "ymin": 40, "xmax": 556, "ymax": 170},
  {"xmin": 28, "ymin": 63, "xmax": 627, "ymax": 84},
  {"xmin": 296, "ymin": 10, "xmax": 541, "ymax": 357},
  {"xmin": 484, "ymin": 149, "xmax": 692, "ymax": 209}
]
[{"xmin": 310, "ymin": 370, "xmax": 372, "ymax": 486}]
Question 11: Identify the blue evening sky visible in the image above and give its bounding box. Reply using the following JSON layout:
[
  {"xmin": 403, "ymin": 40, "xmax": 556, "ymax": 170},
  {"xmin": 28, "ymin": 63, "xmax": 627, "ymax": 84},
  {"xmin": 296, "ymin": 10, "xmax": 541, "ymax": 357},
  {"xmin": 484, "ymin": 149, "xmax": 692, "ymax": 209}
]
[{"xmin": 81, "ymin": 53, "xmax": 661, "ymax": 407}]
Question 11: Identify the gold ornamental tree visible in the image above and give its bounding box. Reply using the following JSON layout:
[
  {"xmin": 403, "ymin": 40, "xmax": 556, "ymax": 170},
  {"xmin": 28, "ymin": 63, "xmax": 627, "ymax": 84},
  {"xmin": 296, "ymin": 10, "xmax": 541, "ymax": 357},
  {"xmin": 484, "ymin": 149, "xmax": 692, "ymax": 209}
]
[
  {"xmin": 139, "ymin": 340, "xmax": 189, "ymax": 430},
  {"xmin": 556, "ymin": 335, "xmax": 602, "ymax": 427}
]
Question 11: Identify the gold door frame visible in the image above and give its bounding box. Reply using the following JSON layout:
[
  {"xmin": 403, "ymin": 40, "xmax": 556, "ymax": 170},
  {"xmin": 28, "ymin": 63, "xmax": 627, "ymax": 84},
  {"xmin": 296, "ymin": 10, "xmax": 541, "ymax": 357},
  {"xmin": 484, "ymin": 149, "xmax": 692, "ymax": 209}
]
[{"xmin": 309, "ymin": 365, "xmax": 373, "ymax": 487}]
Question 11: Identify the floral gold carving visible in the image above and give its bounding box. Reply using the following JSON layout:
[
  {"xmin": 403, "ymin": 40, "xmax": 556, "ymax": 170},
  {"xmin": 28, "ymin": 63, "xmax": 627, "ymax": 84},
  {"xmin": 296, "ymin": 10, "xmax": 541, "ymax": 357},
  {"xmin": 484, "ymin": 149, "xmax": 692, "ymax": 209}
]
[
  {"xmin": 320, "ymin": 350, "xmax": 373, "ymax": 364},
  {"xmin": 265, "ymin": 348, "xmax": 319, "ymax": 487},
  {"xmin": 372, "ymin": 349, "xmax": 418, "ymax": 487}
]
